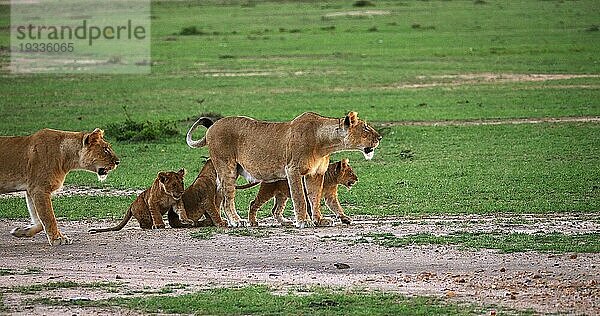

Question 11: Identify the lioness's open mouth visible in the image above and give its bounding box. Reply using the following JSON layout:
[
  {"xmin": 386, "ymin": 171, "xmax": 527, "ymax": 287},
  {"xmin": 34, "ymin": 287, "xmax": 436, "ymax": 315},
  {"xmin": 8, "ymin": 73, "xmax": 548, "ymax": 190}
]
[
  {"xmin": 97, "ymin": 167, "xmax": 110, "ymax": 182},
  {"xmin": 97, "ymin": 168, "xmax": 108, "ymax": 176},
  {"xmin": 362, "ymin": 147, "xmax": 375, "ymax": 160}
]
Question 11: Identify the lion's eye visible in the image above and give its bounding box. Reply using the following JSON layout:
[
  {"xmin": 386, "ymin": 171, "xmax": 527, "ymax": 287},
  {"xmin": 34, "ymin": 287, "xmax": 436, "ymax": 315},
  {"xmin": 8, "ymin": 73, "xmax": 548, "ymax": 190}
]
[{"xmin": 103, "ymin": 147, "xmax": 111, "ymax": 155}]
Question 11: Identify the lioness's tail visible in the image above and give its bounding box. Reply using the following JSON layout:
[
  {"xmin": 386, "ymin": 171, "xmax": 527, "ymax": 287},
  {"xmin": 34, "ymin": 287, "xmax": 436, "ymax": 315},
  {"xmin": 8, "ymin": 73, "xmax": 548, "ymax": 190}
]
[
  {"xmin": 186, "ymin": 117, "xmax": 214, "ymax": 148},
  {"xmin": 235, "ymin": 182, "xmax": 261, "ymax": 190},
  {"xmin": 88, "ymin": 207, "xmax": 133, "ymax": 234}
]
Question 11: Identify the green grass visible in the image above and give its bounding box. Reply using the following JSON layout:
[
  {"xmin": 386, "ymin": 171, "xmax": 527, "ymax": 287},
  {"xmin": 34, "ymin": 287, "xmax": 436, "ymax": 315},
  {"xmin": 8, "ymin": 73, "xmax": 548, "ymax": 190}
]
[
  {"xmin": 0, "ymin": 196, "xmax": 135, "ymax": 220},
  {"xmin": 0, "ymin": 0, "xmax": 599, "ymax": 220},
  {"xmin": 357, "ymin": 232, "xmax": 600, "ymax": 254},
  {"xmin": 190, "ymin": 227, "xmax": 272, "ymax": 240},
  {"xmin": 40, "ymin": 285, "xmax": 481, "ymax": 316}
]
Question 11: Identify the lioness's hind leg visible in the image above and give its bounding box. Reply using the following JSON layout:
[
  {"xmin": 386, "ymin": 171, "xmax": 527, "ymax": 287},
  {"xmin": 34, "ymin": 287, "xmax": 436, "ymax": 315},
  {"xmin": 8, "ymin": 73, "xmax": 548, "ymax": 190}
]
[
  {"xmin": 305, "ymin": 174, "xmax": 332, "ymax": 227},
  {"xmin": 214, "ymin": 161, "xmax": 247, "ymax": 227},
  {"xmin": 286, "ymin": 167, "xmax": 313, "ymax": 228},
  {"xmin": 11, "ymin": 193, "xmax": 44, "ymax": 238}
]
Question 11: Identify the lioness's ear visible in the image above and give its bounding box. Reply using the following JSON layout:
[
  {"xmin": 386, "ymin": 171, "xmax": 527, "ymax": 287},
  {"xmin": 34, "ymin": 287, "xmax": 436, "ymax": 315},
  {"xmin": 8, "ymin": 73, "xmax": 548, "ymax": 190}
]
[
  {"xmin": 342, "ymin": 158, "xmax": 349, "ymax": 166},
  {"xmin": 158, "ymin": 172, "xmax": 167, "ymax": 183},
  {"xmin": 343, "ymin": 111, "xmax": 359, "ymax": 128},
  {"xmin": 336, "ymin": 161, "xmax": 342, "ymax": 173},
  {"xmin": 178, "ymin": 168, "xmax": 186, "ymax": 177},
  {"xmin": 83, "ymin": 128, "xmax": 104, "ymax": 146}
]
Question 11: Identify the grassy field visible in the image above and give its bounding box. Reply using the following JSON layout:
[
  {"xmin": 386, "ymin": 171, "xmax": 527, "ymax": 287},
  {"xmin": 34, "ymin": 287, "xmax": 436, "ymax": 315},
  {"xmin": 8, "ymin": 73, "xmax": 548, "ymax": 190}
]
[
  {"xmin": 0, "ymin": 0, "xmax": 598, "ymax": 219},
  {"xmin": 31, "ymin": 284, "xmax": 483, "ymax": 316},
  {"xmin": 0, "ymin": 1, "xmax": 599, "ymax": 312}
]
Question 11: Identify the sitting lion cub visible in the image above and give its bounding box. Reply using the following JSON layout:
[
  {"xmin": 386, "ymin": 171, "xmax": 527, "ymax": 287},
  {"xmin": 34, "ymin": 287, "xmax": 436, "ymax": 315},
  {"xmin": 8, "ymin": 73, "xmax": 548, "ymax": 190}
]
[
  {"xmin": 0, "ymin": 128, "xmax": 119, "ymax": 246},
  {"xmin": 89, "ymin": 169, "xmax": 191, "ymax": 233},
  {"xmin": 168, "ymin": 159, "xmax": 228, "ymax": 228},
  {"xmin": 239, "ymin": 159, "xmax": 358, "ymax": 227}
]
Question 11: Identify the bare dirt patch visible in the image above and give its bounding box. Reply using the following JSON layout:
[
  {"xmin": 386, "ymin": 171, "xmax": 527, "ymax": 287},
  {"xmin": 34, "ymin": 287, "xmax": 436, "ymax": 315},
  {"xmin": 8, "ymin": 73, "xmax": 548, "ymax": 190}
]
[
  {"xmin": 1, "ymin": 214, "xmax": 598, "ymax": 315},
  {"xmin": 378, "ymin": 116, "xmax": 600, "ymax": 127},
  {"xmin": 0, "ymin": 185, "xmax": 141, "ymax": 199},
  {"xmin": 322, "ymin": 10, "xmax": 391, "ymax": 19},
  {"xmin": 383, "ymin": 73, "xmax": 600, "ymax": 90}
]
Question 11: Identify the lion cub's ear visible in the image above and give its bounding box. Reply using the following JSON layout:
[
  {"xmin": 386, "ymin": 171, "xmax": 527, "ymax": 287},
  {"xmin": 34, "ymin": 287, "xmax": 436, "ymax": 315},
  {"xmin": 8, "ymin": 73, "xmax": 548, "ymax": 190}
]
[
  {"xmin": 343, "ymin": 111, "xmax": 359, "ymax": 128},
  {"xmin": 83, "ymin": 128, "xmax": 105, "ymax": 146},
  {"xmin": 177, "ymin": 168, "xmax": 186, "ymax": 178},
  {"xmin": 158, "ymin": 172, "xmax": 168, "ymax": 183},
  {"xmin": 342, "ymin": 158, "xmax": 349, "ymax": 166}
]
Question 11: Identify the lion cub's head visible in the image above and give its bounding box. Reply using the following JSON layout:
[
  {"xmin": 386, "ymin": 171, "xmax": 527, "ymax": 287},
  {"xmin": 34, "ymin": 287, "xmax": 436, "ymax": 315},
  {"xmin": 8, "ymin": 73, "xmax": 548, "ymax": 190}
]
[
  {"xmin": 341, "ymin": 112, "xmax": 382, "ymax": 160},
  {"xmin": 158, "ymin": 169, "xmax": 186, "ymax": 200},
  {"xmin": 329, "ymin": 158, "xmax": 358, "ymax": 189},
  {"xmin": 80, "ymin": 128, "xmax": 120, "ymax": 181}
]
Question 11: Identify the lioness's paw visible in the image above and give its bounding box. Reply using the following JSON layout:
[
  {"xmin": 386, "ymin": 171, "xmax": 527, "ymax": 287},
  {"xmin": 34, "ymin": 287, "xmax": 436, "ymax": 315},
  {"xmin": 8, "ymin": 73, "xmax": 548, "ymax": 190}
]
[
  {"xmin": 10, "ymin": 227, "xmax": 27, "ymax": 238},
  {"xmin": 295, "ymin": 220, "xmax": 315, "ymax": 229},
  {"xmin": 152, "ymin": 223, "xmax": 166, "ymax": 229},
  {"xmin": 249, "ymin": 220, "xmax": 259, "ymax": 227},
  {"xmin": 315, "ymin": 218, "xmax": 334, "ymax": 227},
  {"xmin": 49, "ymin": 234, "xmax": 72, "ymax": 246}
]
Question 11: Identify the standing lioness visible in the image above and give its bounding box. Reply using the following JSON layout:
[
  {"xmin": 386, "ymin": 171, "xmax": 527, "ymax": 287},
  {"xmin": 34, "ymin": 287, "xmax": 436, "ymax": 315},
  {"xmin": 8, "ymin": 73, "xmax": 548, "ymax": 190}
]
[
  {"xmin": 186, "ymin": 111, "xmax": 381, "ymax": 228},
  {"xmin": 0, "ymin": 128, "xmax": 120, "ymax": 245}
]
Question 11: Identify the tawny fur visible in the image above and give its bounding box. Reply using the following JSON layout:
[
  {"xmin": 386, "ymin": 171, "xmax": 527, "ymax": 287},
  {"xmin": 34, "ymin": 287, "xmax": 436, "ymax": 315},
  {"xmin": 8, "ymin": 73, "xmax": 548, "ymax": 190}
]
[
  {"xmin": 242, "ymin": 159, "xmax": 358, "ymax": 226},
  {"xmin": 0, "ymin": 128, "xmax": 119, "ymax": 246},
  {"xmin": 89, "ymin": 169, "xmax": 189, "ymax": 233},
  {"xmin": 186, "ymin": 111, "xmax": 381, "ymax": 228},
  {"xmin": 169, "ymin": 160, "xmax": 228, "ymax": 228}
]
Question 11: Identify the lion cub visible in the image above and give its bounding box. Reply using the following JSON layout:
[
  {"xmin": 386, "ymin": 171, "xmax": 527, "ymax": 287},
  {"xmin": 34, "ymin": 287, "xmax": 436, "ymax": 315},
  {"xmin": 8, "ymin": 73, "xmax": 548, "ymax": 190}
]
[
  {"xmin": 89, "ymin": 169, "xmax": 191, "ymax": 233},
  {"xmin": 168, "ymin": 159, "xmax": 228, "ymax": 228},
  {"xmin": 242, "ymin": 159, "xmax": 358, "ymax": 226}
]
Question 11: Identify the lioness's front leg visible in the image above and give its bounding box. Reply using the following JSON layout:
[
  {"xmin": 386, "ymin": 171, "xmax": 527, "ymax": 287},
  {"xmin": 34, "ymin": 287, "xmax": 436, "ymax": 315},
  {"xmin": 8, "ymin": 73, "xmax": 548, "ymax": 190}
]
[
  {"xmin": 305, "ymin": 173, "xmax": 332, "ymax": 227},
  {"xmin": 286, "ymin": 167, "xmax": 313, "ymax": 228},
  {"xmin": 31, "ymin": 191, "xmax": 71, "ymax": 245}
]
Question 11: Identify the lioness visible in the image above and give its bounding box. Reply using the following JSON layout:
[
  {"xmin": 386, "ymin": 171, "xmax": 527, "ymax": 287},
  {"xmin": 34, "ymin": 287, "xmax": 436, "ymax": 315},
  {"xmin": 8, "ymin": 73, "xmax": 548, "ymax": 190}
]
[
  {"xmin": 89, "ymin": 169, "xmax": 190, "ymax": 233},
  {"xmin": 186, "ymin": 111, "xmax": 380, "ymax": 228},
  {"xmin": 0, "ymin": 128, "xmax": 119, "ymax": 245},
  {"xmin": 239, "ymin": 158, "xmax": 358, "ymax": 227},
  {"xmin": 168, "ymin": 159, "xmax": 228, "ymax": 228}
]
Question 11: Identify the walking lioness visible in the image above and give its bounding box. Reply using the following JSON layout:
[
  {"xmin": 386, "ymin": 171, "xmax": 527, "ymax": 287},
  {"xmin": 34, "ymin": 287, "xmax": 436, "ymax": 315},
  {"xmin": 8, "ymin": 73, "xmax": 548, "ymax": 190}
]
[
  {"xmin": 0, "ymin": 128, "xmax": 120, "ymax": 245},
  {"xmin": 186, "ymin": 111, "xmax": 381, "ymax": 228}
]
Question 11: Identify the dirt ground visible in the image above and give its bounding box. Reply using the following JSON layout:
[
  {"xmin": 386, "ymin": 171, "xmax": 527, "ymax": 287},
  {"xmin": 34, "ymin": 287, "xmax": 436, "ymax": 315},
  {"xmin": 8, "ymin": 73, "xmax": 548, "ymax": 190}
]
[{"xmin": 0, "ymin": 214, "xmax": 598, "ymax": 315}]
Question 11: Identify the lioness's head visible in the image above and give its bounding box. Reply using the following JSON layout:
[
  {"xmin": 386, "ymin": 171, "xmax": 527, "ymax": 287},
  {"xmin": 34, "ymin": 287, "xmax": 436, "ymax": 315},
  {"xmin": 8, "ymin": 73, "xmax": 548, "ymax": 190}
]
[
  {"xmin": 158, "ymin": 169, "xmax": 186, "ymax": 200},
  {"xmin": 80, "ymin": 128, "xmax": 120, "ymax": 181},
  {"xmin": 341, "ymin": 112, "xmax": 381, "ymax": 160},
  {"xmin": 331, "ymin": 158, "xmax": 358, "ymax": 189}
]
